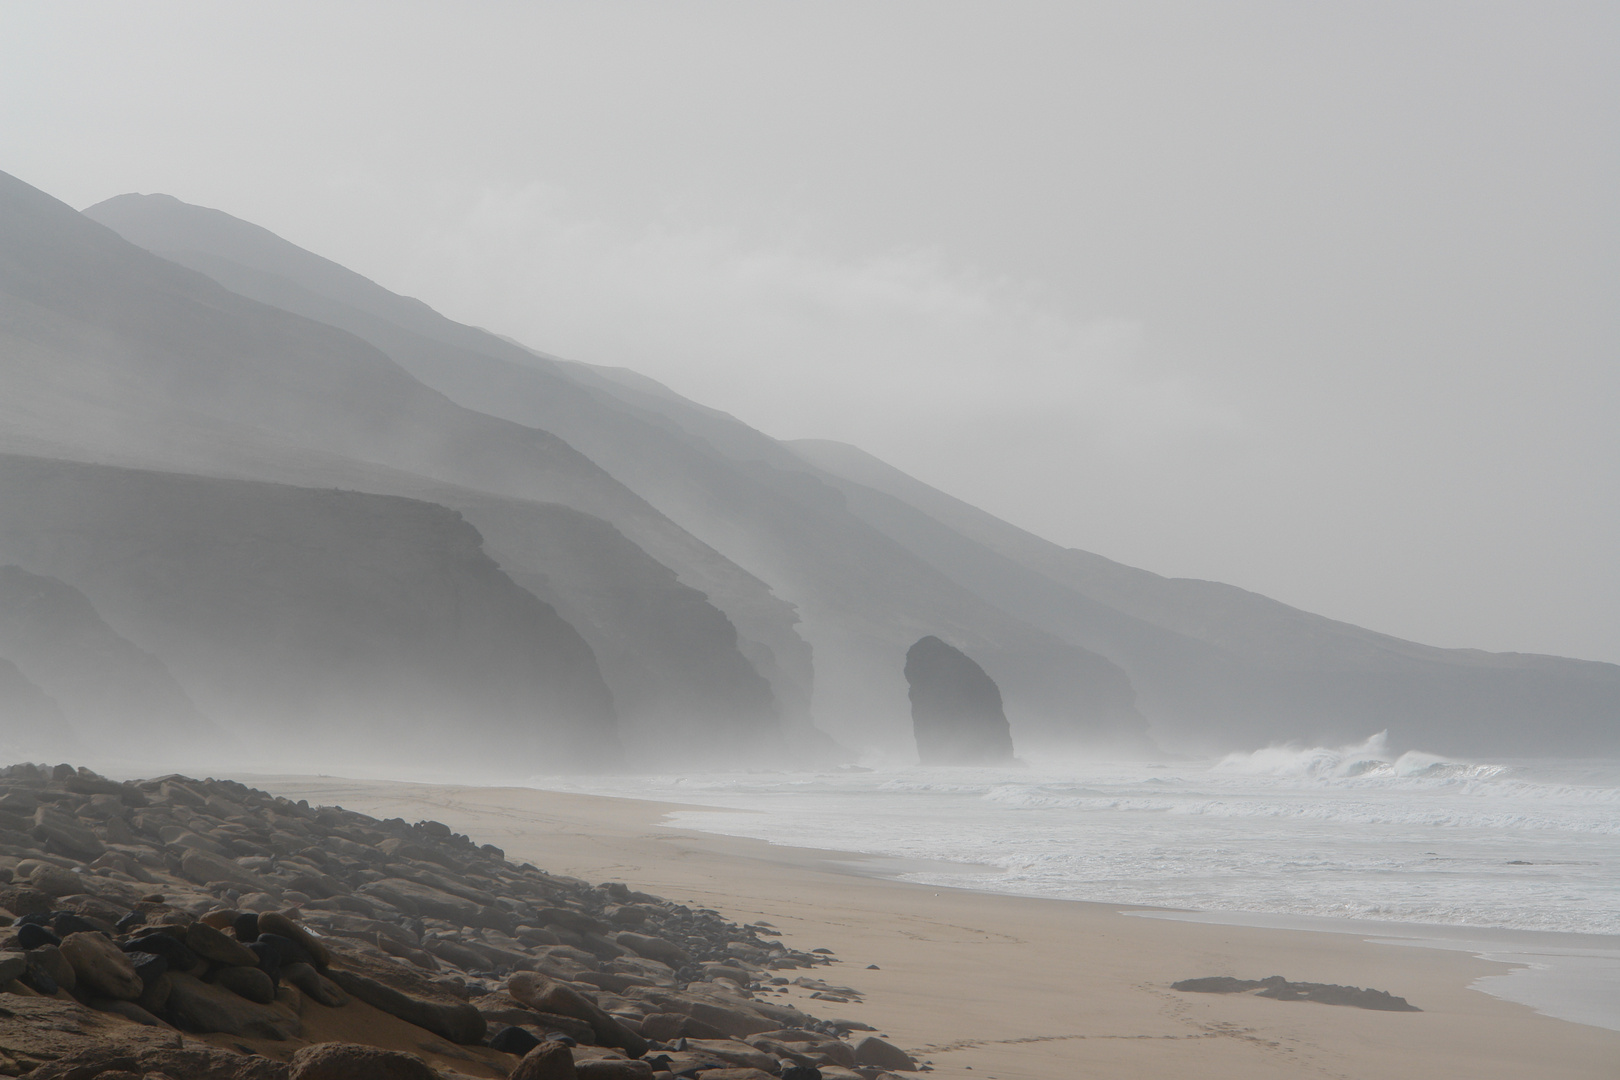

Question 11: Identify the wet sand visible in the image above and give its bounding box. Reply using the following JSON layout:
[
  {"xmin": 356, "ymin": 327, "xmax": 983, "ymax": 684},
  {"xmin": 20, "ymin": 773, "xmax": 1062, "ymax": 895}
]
[{"xmin": 241, "ymin": 775, "xmax": 1620, "ymax": 1080}]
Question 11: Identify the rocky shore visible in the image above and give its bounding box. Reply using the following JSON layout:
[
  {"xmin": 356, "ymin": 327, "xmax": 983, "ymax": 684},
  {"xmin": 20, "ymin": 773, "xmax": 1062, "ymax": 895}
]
[{"xmin": 0, "ymin": 764, "xmax": 921, "ymax": 1080}]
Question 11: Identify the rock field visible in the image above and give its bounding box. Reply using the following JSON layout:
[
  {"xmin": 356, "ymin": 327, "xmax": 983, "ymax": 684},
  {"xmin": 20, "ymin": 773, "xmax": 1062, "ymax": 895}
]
[{"xmin": 0, "ymin": 764, "xmax": 921, "ymax": 1080}]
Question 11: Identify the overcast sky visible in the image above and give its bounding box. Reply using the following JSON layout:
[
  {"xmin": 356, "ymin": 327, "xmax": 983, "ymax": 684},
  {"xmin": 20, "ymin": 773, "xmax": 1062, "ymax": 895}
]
[{"xmin": 3, "ymin": 2, "xmax": 1616, "ymax": 663}]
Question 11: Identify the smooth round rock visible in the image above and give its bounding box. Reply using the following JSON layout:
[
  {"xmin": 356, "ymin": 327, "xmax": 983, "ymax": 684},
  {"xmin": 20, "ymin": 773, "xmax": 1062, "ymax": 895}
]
[
  {"xmin": 510, "ymin": 1041, "xmax": 577, "ymax": 1080},
  {"xmin": 16, "ymin": 922, "xmax": 60, "ymax": 950},
  {"xmin": 123, "ymin": 931, "xmax": 199, "ymax": 973},
  {"xmin": 215, "ymin": 962, "xmax": 276, "ymax": 1004},
  {"xmin": 491, "ymin": 1024, "xmax": 543, "ymax": 1055},
  {"xmin": 288, "ymin": 1042, "xmax": 443, "ymax": 1080},
  {"xmin": 184, "ymin": 921, "xmax": 258, "ymax": 966}
]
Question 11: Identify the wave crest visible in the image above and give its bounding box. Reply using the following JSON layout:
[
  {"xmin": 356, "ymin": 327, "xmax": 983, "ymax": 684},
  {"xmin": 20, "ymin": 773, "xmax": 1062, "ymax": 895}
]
[{"xmin": 1211, "ymin": 732, "xmax": 1508, "ymax": 784}]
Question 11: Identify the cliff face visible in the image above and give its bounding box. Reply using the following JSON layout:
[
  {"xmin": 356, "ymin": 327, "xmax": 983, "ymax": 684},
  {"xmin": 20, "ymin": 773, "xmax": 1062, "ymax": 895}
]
[
  {"xmin": 81, "ymin": 191, "xmax": 1153, "ymax": 758},
  {"xmin": 792, "ymin": 438, "xmax": 1620, "ymax": 756},
  {"xmin": 0, "ymin": 454, "xmax": 618, "ymax": 771},
  {"xmin": 0, "ymin": 565, "xmax": 213, "ymax": 749},
  {"xmin": 904, "ymin": 636, "xmax": 1016, "ymax": 765},
  {"xmin": 0, "ymin": 170, "xmax": 793, "ymax": 764}
]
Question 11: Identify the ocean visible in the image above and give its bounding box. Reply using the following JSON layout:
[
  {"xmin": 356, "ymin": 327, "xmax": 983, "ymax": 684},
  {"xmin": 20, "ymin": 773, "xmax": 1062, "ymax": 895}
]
[{"xmin": 530, "ymin": 733, "xmax": 1620, "ymax": 1031}]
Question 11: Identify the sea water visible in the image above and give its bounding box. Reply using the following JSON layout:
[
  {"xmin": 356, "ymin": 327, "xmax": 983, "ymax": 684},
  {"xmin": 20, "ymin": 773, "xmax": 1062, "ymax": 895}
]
[{"xmin": 530, "ymin": 733, "xmax": 1620, "ymax": 1029}]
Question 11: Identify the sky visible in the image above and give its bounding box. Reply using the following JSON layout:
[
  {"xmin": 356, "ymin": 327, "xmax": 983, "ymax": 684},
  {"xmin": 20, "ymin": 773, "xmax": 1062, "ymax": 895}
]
[{"xmin": 2, "ymin": 2, "xmax": 1616, "ymax": 663}]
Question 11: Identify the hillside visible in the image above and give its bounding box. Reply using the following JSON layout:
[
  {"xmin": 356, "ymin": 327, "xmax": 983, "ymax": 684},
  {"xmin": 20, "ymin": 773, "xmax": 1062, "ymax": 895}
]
[
  {"xmin": 0, "ymin": 454, "xmax": 617, "ymax": 770},
  {"xmin": 0, "ymin": 171, "xmax": 791, "ymax": 764},
  {"xmin": 81, "ymin": 192, "xmax": 1158, "ymax": 757}
]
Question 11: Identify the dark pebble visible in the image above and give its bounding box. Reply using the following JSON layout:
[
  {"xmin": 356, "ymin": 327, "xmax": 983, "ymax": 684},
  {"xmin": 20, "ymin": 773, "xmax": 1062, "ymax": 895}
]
[
  {"xmin": 489, "ymin": 1024, "xmax": 542, "ymax": 1054},
  {"xmin": 126, "ymin": 951, "xmax": 168, "ymax": 985},
  {"xmin": 52, "ymin": 913, "xmax": 101, "ymax": 937},
  {"xmin": 17, "ymin": 923, "xmax": 60, "ymax": 949},
  {"xmin": 232, "ymin": 912, "xmax": 260, "ymax": 942},
  {"xmin": 256, "ymin": 931, "xmax": 313, "ymax": 969},
  {"xmin": 123, "ymin": 931, "xmax": 198, "ymax": 972}
]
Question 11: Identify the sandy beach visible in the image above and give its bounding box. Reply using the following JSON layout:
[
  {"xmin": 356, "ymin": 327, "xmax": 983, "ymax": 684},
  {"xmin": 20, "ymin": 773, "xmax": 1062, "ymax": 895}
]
[{"xmin": 234, "ymin": 775, "xmax": 1620, "ymax": 1080}]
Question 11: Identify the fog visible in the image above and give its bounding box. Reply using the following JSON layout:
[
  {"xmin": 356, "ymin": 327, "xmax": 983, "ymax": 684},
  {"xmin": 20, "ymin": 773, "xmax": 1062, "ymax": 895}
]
[{"xmin": 2, "ymin": 2, "xmax": 1615, "ymax": 667}]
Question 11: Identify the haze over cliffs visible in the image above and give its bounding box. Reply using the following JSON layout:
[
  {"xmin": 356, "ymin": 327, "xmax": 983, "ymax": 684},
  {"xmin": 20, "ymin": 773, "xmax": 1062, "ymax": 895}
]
[{"xmin": 0, "ymin": 168, "xmax": 1612, "ymax": 768}]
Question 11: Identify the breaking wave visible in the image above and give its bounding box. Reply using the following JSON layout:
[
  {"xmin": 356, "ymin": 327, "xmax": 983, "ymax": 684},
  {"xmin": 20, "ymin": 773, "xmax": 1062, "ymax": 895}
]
[
  {"xmin": 535, "ymin": 746, "xmax": 1620, "ymax": 936},
  {"xmin": 1211, "ymin": 731, "xmax": 1510, "ymax": 784}
]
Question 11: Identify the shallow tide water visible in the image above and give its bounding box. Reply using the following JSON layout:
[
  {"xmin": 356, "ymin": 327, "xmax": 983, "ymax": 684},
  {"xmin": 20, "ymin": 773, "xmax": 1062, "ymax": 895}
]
[{"xmin": 531, "ymin": 734, "xmax": 1620, "ymax": 1031}]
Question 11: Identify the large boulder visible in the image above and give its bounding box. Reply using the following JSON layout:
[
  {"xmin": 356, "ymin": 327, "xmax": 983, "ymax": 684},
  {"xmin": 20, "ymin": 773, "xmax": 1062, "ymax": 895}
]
[
  {"xmin": 507, "ymin": 972, "xmax": 647, "ymax": 1058},
  {"xmin": 287, "ymin": 1043, "xmax": 443, "ymax": 1080},
  {"xmin": 164, "ymin": 971, "xmax": 302, "ymax": 1040},
  {"xmin": 853, "ymin": 1036, "xmax": 917, "ymax": 1071},
  {"xmin": 903, "ymin": 636, "xmax": 1015, "ymax": 764},
  {"xmin": 323, "ymin": 966, "xmax": 486, "ymax": 1045},
  {"xmin": 510, "ymin": 1042, "xmax": 578, "ymax": 1080},
  {"xmin": 59, "ymin": 930, "xmax": 143, "ymax": 1000}
]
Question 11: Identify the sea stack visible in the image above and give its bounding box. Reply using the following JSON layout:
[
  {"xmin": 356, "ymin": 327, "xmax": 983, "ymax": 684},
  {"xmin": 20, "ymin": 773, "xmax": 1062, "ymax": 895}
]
[{"xmin": 904, "ymin": 635, "xmax": 1016, "ymax": 764}]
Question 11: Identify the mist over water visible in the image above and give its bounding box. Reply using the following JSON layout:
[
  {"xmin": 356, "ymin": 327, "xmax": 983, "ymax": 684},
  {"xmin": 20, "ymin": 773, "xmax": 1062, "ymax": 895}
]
[{"xmin": 532, "ymin": 733, "xmax": 1620, "ymax": 937}]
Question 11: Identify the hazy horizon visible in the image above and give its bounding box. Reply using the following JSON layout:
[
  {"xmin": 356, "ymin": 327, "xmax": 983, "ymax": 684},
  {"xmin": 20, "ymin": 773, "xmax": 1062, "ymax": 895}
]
[{"xmin": 3, "ymin": 2, "xmax": 1617, "ymax": 665}]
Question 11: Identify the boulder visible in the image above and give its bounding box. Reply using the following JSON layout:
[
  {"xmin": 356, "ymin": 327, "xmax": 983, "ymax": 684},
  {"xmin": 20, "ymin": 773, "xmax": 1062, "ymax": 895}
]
[
  {"xmin": 687, "ymin": 999, "xmax": 777, "ymax": 1038},
  {"xmin": 287, "ymin": 1042, "xmax": 443, "ymax": 1080},
  {"xmin": 510, "ymin": 1041, "xmax": 578, "ymax": 1080},
  {"xmin": 59, "ymin": 930, "xmax": 143, "ymax": 1000},
  {"xmin": 610, "ymin": 931, "xmax": 690, "ymax": 968},
  {"xmin": 185, "ymin": 920, "xmax": 259, "ymax": 966},
  {"xmin": 257, "ymin": 910, "xmax": 331, "ymax": 968},
  {"xmin": 28, "ymin": 863, "xmax": 87, "ymax": 897},
  {"xmin": 491, "ymin": 1023, "xmax": 544, "ymax": 1055},
  {"xmin": 179, "ymin": 848, "xmax": 258, "ymax": 888},
  {"xmin": 902, "ymin": 636, "xmax": 1015, "ymax": 765},
  {"xmin": 216, "ymin": 962, "xmax": 277, "ymax": 1003},
  {"xmin": 681, "ymin": 1040, "xmax": 780, "ymax": 1073},
  {"xmin": 134, "ymin": 1046, "xmax": 292, "ymax": 1080},
  {"xmin": 0, "ymin": 884, "xmax": 53, "ymax": 917},
  {"xmin": 281, "ymin": 960, "xmax": 349, "ymax": 1007},
  {"xmin": 640, "ymin": 1011, "xmax": 729, "ymax": 1042},
  {"xmin": 573, "ymin": 1061, "xmax": 655, "ymax": 1080},
  {"xmin": 164, "ymin": 971, "xmax": 302, "ymax": 1040},
  {"xmin": 508, "ymin": 972, "xmax": 647, "ymax": 1058},
  {"xmin": 16, "ymin": 921, "xmax": 60, "ymax": 949},
  {"xmin": 31, "ymin": 807, "xmax": 105, "ymax": 860},
  {"xmin": 324, "ymin": 967, "xmax": 485, "ymax": 1045},
  {"xmin": 0, "ymin": 995, "xmax": 182, "ymax": 1073},
  {"xmin": 138, "ymin": 971, "xmax": 173, "ymax": 1014},
  {"xmin": 27, "ymin": 943, "xmax": 76, "ymax": 993},
  {"xmin": 123, "ymin": 930, "xmax": 200, "ymax": 973},
  {"xmin": 852, "ymin": 1037, "xmax": 916, "ymax": 1072}
]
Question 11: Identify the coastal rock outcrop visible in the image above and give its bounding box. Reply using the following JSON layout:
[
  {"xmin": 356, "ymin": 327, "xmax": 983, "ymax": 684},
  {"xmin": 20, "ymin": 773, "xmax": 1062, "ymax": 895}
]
[
  {"xmin": 0, "ymin": 762, "xmax": 877, "ymax": 1076},
  {"xmin": 1172, "ymin": 975, "xmax": 1420, "ymax": 1011},
  {"xmin": 0, "ymin": 454, "xmax": 620, "ymax": 770},
  {"xmin": 903, "ymin": 636, "xmax": 1016, "ymax": 764}
]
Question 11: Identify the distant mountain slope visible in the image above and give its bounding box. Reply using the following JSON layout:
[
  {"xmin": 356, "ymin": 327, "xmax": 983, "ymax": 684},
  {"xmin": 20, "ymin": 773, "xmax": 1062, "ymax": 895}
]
[
  {"xmin": 77, "ymin": 186, "xmax": 1620, "ymax": 757},
  {"xmin": 0, "ymin": 169, "xmax": 789, "ymax": 761},
  {"xmin": 790, "ymin": 439, "xmax": 1620, "ymax": 755},
  {"xmin": 0, "ymin": 453, "xmax": 616, "ymax": 769},
  {"xmin": 78, "ymin": 191, "xmax": 816, "ymax": 741},
  {"xmin": 0, "ymin": 654, "xmax": 72, "ymax": 761},
  {"xmin": 85, "ymin": 192, "xmax": 1155, "ymax": 756},
  {"xmin": 0, "ymin": 564, "xmax": 215, "ymax": 750}
]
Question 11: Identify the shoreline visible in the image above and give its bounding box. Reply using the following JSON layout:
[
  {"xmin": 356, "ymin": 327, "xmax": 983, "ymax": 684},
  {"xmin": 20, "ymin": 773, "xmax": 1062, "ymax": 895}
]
[{"xmin": 237, "ymin": 773, "xmax": 1620, "ymax": 1080}]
